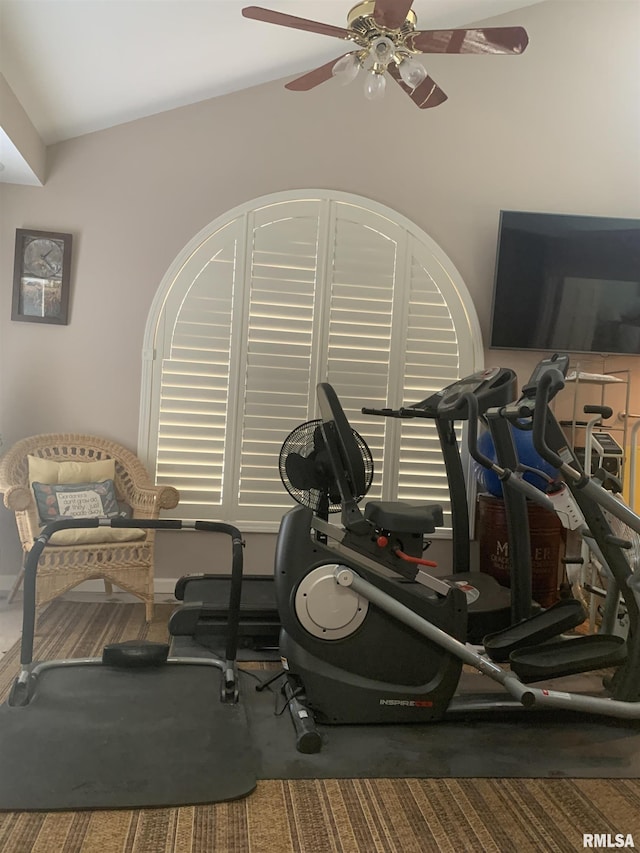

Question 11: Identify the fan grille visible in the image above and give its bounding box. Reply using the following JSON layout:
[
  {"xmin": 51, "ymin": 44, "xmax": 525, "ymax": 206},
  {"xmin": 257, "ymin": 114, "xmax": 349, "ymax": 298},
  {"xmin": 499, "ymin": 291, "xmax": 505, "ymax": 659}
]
[{"xmin": 279, "ymin": 419, "xmax": 374, "ymax": 515}]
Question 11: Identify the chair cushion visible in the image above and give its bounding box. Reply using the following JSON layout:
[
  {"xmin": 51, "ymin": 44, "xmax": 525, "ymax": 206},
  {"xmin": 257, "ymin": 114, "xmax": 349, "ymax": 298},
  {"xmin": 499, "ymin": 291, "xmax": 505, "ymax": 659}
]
[
  {"xmin": 28, "ymin": 455, "xmax": 115, "ymax": 486},
  {"xmin": 33, "ymin": 480, "xmax": 121, "ymax": 524},
  {"xmin": 45, "ymin": 527, "xmax": 146, "ymax": 546}
]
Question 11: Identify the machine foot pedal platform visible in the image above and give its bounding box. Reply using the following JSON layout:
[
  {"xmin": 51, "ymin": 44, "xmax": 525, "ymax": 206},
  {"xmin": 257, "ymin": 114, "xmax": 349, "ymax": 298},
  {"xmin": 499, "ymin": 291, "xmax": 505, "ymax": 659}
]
[
  {"xmin": 509, "ymin": 634, "xmax": 627, "ymax": 682},
  {"xmin": 483, "ymin": 599, "xmax": 586, "ymax": 662}
]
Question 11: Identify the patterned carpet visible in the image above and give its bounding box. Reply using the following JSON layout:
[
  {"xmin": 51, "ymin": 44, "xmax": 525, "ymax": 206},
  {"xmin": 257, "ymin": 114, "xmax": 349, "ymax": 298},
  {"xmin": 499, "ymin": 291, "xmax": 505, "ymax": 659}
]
[{"xmin": 0, "ymin": 600, "xmax": 638, "ymax": 853}]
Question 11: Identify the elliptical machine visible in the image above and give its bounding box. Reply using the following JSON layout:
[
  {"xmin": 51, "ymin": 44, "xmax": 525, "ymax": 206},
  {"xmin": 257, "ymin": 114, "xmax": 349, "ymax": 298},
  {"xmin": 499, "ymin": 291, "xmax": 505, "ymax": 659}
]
[{"xmin": 274, "ymin": 358, "xmax": 640, "ymax": 752}]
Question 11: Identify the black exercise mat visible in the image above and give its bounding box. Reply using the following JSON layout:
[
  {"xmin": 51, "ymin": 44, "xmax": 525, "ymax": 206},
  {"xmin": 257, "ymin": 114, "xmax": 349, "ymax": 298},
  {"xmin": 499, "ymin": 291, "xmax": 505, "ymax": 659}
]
[
  {"xmin": 0, "ymin": 664, "xmax": 257, "ymax": 811},
  {"xmin": 243, "ymin": 671, "xmax": 640, "ymax": 779}
]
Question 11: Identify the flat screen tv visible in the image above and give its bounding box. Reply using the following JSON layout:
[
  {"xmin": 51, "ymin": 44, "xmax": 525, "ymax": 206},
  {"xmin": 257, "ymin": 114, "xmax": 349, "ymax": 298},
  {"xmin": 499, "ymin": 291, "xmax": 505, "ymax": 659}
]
[{"xmin": 490, "ymin": 211, "xmax": 640, "ymax": 354}]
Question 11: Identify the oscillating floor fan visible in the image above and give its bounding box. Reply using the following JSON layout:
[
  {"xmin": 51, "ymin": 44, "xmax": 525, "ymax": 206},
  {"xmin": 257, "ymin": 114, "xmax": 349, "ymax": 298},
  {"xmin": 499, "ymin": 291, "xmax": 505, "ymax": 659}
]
[{"xmin": 279, "ymin": 419, "xmax": 374, "ymax": 520}]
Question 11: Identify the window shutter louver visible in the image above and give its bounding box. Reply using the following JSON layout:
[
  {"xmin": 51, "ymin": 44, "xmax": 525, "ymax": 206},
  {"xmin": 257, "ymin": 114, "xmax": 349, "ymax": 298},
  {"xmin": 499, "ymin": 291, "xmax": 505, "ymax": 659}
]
[
  {"xmin": 324, "ymin": 205, "xmax": 401, "ymax": 502},
  {"xmin": 140, "ymin": 191, "xmax": 483, "ymax": 531},
  {"xmin": 154, "ymin": 231, "xmax": 238, "ymax": 510},
  {"xmin": 395, "ymin": 254, "xmax": 462, "ymax": 527},
  {"xmin": 237, "ymin": 205, "xmax": 322, "ymax": 520}
]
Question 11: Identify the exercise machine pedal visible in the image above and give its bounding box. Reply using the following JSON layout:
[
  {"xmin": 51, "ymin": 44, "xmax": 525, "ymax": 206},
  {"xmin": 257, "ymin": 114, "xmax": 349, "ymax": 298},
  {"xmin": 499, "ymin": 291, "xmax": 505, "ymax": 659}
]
[
  {"xmin": 483, "ymin": 598, "xmax": 586, "ymax": 662},
  {"xmin": 508, "ymin": 634, "xmax": 627, "ymax": 682}
]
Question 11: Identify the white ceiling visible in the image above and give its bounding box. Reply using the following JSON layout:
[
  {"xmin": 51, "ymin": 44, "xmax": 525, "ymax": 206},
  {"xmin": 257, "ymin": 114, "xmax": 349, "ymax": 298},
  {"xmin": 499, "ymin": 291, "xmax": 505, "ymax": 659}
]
[{"xmin": 0, "ymin": 0, "xmax": 547, "ymax": 183}]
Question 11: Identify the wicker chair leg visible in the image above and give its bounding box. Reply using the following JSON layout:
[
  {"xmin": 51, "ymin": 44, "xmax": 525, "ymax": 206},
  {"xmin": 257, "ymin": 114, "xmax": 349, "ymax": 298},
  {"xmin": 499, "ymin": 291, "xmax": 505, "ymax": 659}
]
[
  {"xmin": 145, "ymin": 599, "xmax": 154, "ymax": 622},
  {"xmin": 7, "ymin": 566, "xmax": 25, "ymax": 604},
  {"xmin": 104, "ymin": 580, "xmax": 113, "ymax": 595}
]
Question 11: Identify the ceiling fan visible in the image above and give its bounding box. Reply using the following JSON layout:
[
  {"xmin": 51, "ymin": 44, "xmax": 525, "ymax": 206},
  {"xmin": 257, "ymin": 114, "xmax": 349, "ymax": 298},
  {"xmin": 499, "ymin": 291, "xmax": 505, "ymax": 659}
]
[{"xmin": 242, "ymin": 1, "xmax": 529, "ymax": 108}]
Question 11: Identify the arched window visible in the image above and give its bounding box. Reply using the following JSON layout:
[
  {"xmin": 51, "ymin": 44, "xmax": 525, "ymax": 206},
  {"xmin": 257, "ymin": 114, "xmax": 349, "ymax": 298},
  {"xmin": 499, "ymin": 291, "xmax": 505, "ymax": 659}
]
[{"xmin": 138, "ymin": 190, "xmax": 483, "ymax": 531}]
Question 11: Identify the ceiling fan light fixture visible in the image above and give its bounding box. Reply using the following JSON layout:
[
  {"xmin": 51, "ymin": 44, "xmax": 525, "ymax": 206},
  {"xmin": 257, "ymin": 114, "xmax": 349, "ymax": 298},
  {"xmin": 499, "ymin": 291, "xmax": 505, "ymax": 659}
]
[
  {"xmin": 371, "ymin": 35, "xmax": 396, "ymax": 66},
  {"xmin": 241, "ymin": 4, "xmax": 529, "ymax": 110},
  {"xmin": 363, "ymin": 67, "xmax": 386, "ymax": 101},
  {"xmin": 332, "ymin": 52, "xmax": 361, "ymax": 85},
  {"xmin": 398, "ymin": 56, "xmax": 427, "ymax": 89}
]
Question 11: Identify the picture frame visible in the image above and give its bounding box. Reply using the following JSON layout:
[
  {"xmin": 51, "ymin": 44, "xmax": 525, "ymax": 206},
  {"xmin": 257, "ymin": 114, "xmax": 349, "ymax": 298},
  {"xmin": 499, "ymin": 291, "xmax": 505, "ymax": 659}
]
[{"xmin": 12, "ymin": 229, "xmax": 72, "ymax": 325}]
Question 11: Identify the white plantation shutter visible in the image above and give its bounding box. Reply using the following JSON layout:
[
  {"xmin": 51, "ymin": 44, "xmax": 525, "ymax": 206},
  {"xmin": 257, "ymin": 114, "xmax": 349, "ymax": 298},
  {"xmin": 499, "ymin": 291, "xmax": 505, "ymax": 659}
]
[
  {"xmin": 237, "ymin": 203, "xmax": 321, "ymax": 516},
  {"xmin": 151, "ymin": 220, "xmax": 240, "ymax": 511},
  {"xmin": 139, "ymin": 191, "xmax": 483, "ymax": 531},
  {"xmin": 324, "ymin": 204, "xmax": 401, "ymax": 502},
  {"xmin": 394, "ymin": 252, "xmax": 465, "ymax": 527}
]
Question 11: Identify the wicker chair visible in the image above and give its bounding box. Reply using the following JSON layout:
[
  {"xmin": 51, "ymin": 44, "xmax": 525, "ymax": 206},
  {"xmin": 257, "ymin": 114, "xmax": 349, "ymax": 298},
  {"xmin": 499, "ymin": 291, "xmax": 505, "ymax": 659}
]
[{"xmin": 0, "ymin": 434, "xmax": 180, "ymax": 621}]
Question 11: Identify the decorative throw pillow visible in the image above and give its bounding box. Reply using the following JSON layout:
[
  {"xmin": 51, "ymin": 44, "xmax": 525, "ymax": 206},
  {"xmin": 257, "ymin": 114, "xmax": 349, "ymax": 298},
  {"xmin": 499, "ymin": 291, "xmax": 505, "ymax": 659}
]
[
  {"xmin": 28, "ymin": 455, "xmax": 116, "ymax": 486},
  {"xmin": 32, "ymin": 480, "xmax": 121, "ymax": 524}
]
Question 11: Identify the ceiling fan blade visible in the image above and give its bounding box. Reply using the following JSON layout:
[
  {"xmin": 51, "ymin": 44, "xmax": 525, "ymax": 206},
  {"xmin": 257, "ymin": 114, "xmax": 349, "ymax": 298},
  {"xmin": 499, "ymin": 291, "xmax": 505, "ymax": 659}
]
[
  {"xmin": 242, "ymin": 7, "xmax": 351, "ymax": 40},
  {"xmin": 387, "ymin": 64, "xmax": 448, "ymax": 109},
  {"xmin": 285, "ymin": 56, "xmax": 344, "ymax": 91},
  {"xmin": 372, "ymin": 0, "xmax": 414, "ymax": 30},
  {"xmin": 408, "ymin": 26, "xmax": 529, "ymax": 55}
]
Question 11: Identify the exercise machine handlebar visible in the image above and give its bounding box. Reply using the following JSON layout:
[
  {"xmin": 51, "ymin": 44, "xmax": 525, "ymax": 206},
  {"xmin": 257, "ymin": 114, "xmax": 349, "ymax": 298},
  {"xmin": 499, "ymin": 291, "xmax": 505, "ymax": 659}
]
[
  {"xmin": 465, "ymin": 393, "xmax": 493, "ymax": 471},
  {"xmin": 21, "ymin": 518, "xmax": 245, "ymax": 668},
  {"xmin": 464, "ymin": 392, "xmax": 555, "ymax": 511},
  {"xmin": 529, "ymin": 368, "xmax": 640, "ymax": 538},
  {"xmin": 361, "ymin": 406, "xmax": 421, "ymax": 419},
  {"xmin": 531, "ymin": 368, "xmax": 566, "ymax": 470},
  {"xmin": 584, "ymin": 404, "xmax": 613, "ymax": 420}
]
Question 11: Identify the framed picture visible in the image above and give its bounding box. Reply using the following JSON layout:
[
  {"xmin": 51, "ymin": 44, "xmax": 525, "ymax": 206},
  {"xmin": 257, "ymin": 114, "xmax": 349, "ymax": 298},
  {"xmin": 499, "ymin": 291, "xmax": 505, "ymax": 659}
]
[{"xmin": 12, "ymin": 229, "xmax": 72, "ymax": 325}]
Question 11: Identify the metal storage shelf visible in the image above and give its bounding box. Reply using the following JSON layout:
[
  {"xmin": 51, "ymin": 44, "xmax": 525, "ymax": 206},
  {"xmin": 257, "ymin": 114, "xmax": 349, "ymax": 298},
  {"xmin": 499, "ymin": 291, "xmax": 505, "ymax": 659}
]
[{"xmin": 559, "ymin": 365, "xmax": 631, "ymax": 482}]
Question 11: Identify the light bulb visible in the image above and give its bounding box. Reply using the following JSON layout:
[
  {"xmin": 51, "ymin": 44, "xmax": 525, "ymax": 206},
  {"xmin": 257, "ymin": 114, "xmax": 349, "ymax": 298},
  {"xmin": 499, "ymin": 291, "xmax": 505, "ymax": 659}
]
[
  {"xmin": 332, "ymin": 53, "xmax": 361, "ymax": 85},
  {"xmin": 364, "ymin": 70, "xmax": 386, "ymax": 101},
  {"xmin": 398, "ymin": 56, "xmax": 427, "ymax": 89},
  {"xmin": 371, "ymin": 36, "xmax": 395, "ymax": 66}
]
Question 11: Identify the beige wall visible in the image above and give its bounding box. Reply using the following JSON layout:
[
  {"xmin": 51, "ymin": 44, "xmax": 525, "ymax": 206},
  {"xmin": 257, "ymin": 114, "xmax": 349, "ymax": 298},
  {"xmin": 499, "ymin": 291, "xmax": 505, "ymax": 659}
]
[{"xmin": 1, "ymin": 1, "xmax": 639, "ymax": 585}]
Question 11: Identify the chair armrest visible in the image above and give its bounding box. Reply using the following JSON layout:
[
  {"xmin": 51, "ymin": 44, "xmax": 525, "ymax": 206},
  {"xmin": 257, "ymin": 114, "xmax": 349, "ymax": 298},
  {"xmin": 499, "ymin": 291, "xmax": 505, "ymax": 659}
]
[
  {"xmin": 3, "ymin": 485, "xmax": 33, "ymax": 512},
  {"xmin": 126, "ymin": 484, "xmax": 180, "ymax": 518}
]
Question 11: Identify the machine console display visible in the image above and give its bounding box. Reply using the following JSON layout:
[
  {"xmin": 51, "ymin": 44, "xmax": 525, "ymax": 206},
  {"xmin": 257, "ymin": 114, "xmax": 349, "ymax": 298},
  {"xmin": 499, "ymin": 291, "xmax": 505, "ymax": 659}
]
[
  {"xmin": 521, "ymin": 353, "xmax": 570, "ymax": 400},
  {"xmin": 362, "ymin": 368, "xmax": 517, "ymax": 422},
  {"xmin": 410, "ymin": 367, "xmax": 517, "ymax": 421}
]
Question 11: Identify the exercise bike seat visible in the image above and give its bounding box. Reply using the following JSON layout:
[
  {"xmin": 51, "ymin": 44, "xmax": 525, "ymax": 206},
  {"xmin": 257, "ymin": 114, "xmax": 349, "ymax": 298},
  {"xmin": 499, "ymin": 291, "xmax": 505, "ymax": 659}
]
[{"xmin": 364, "ymin": 501, "xmax": 443, "ymax": 534}]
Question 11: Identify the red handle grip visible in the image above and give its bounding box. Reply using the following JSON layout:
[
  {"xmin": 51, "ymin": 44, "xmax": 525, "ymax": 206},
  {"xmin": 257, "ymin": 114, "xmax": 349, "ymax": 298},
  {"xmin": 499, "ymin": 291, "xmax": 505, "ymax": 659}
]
[{"xmin": 393, "ymin": 548, "xmax": 438, "ymax": 568}]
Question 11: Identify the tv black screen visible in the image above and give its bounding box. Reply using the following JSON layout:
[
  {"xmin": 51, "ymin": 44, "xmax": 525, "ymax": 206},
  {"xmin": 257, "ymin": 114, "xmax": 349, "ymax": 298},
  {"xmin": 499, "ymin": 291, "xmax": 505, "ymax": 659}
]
[{"xmin": 490, "ymin": 211, "xmax": 640, "ymax": 354}]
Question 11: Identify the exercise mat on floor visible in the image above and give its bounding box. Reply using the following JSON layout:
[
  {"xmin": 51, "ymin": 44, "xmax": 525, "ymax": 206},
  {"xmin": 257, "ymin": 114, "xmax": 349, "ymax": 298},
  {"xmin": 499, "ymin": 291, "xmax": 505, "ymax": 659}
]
[
  {"xmin": 243, "ymin": 670, "xmax": 640, "ymax": 780},
  {"xmin": 0, "ymin": 664, "xmax": 257, "ymax": 811}
]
